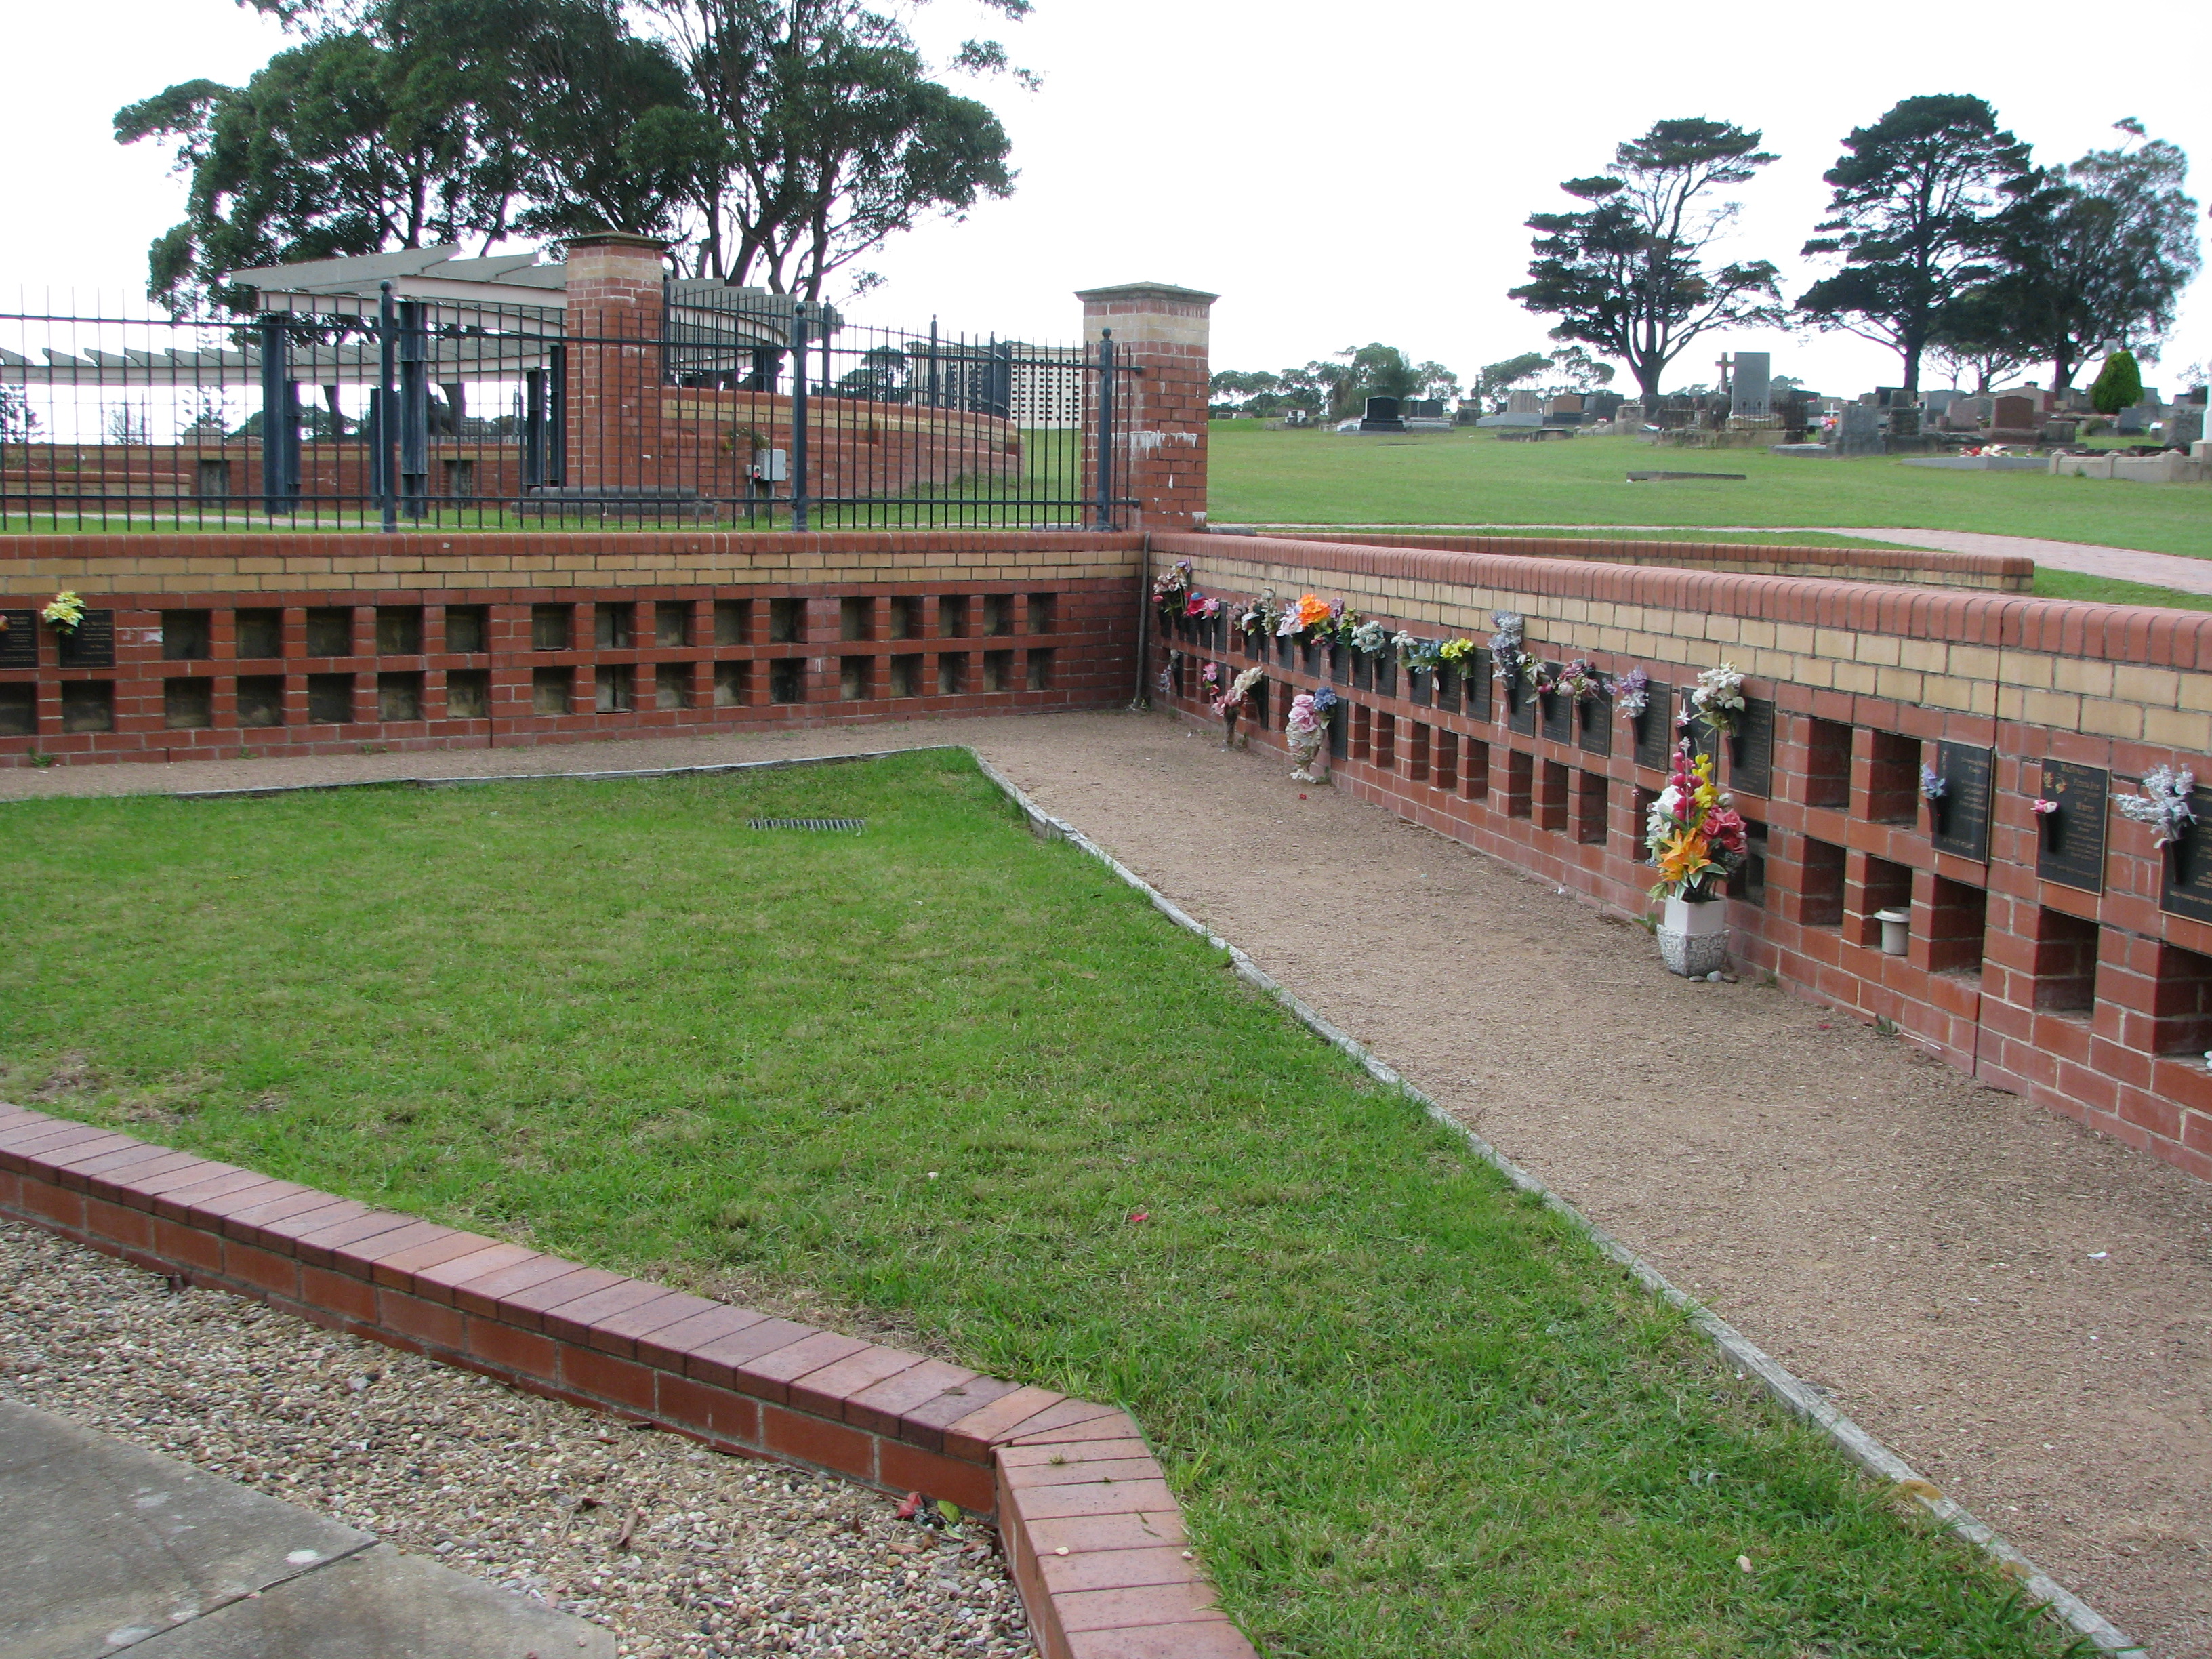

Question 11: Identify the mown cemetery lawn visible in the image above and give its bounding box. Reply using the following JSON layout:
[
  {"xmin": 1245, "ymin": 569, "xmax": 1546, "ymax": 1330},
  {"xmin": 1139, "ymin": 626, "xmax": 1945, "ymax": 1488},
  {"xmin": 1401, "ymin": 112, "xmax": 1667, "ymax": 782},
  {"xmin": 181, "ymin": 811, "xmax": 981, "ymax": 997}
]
[
  {"xmin": 2, "ymin": 752, "xmax": 2077, "ymax": 1657},
  {"xmin": 1208, "ymin": 423, "xmax": 2212, "ymax": 563}
]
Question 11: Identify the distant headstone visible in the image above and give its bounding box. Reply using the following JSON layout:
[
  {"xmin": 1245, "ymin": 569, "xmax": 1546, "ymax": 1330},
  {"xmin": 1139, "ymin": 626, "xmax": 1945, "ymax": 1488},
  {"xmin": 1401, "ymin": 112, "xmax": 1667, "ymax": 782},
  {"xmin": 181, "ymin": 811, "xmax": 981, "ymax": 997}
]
[
  {"xmin": 1835, "ymin": 403, "xmax": 1883, "ymax": 455},
  {"xmin": 1731, "ymin": 352, "xmax": 1771, "ymax": 419},
  {"xmin": 2169, "ymin": 408, "xmax": 2205, "ymax": 449},
  {"xmin": 1544, "ymin": 394, "xmax": 1584, "ymax": 417},
  {"xmin": 1989, "ymin": 394, "xmax": 2036, "ymax": 434},
  {"xmin": 1875, "ymin": 386, "xmax": 1902, "ymax": 407},
  {"xmin": 2041, "ymin": 419, "xmax": 2080, "ymax": 445},
  {"xmin": 1506, "ymin": 389, "xmax": 1543, "ymax": 415},
  {"xmin": 1359, "ymin": 396, "xmax": 1404, "ymax": 432},
  {"xmin": 1946, "ymin": 396, "xmax": 1991, "ymax": 432},
  {"xmin": 1887, "ymin": 405, "xmax": 1921, "ymax": 437},
  {"xmin": 2115, "ymin": 404, "xmax": 2148, "ymax": 435},
  {"xmin": 1921, "ymin": 390, "xmax": 1957, "ymax": 420},
  {"xmin": 1401, "ymin": 398, "xmax": 1445, "ymax": 420}
]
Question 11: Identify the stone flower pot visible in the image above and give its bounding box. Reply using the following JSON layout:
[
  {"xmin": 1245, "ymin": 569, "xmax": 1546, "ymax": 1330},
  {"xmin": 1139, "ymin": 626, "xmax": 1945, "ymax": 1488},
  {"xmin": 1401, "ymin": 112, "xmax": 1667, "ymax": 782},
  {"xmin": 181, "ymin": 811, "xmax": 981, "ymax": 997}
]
[{"xmin": 1658, "ymin": 895, "xmax": 1729, "ymax": 977}]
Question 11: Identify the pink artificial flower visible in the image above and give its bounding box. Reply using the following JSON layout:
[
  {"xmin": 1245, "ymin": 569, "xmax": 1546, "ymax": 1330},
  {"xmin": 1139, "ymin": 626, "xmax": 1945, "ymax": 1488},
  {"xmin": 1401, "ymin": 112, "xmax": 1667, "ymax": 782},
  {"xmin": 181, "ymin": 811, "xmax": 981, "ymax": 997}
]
[
  {"xmin": 1185, "ymin": 592, "xmax": 1208, "ymax": 617},
  {"xmin": 2031, "ymin": 798, "xmax": 2060, "ymax": 815},
  {"xmin": 1704, "ymin": 807, "xmax": 1748, "ymax": 853}
]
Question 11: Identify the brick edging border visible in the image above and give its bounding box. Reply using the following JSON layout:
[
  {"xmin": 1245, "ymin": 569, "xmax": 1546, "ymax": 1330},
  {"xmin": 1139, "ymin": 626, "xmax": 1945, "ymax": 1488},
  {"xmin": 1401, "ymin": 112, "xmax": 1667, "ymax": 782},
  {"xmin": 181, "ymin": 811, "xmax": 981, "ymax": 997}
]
[{"xmin": 0, "ymin": 1103, "xmax": 1252, "ymax": 1659}]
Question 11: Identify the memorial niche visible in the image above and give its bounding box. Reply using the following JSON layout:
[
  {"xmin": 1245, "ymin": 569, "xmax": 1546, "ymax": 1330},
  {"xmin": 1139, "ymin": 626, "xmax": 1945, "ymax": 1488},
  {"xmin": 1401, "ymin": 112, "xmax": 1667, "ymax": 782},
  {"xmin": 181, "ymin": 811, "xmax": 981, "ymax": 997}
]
[
  {"xmin": 57, "ymin": 611, "xmax": 117, "ymax": 668},
  {"xmin": 2160, "ymin": 785, "xmax": 2212, "ymax": 924},
  {"xmin": 2036, "ymin": 760, "xmax": 2107, "ymax": 893},
  {"xmin": 1929, "ymin": 742, "xmax": 1993, "ymax": 862},
  {"xmin": 0, "ymin": 611, "xmax": 35, "ymax": 669},
  {"xmin": 1729, "ymin": 697, "xmax": 1775, "ymax": 796},
  {"xmin": 1632, "ymin": 682, "xmax": 1673, "ymax": 770}
]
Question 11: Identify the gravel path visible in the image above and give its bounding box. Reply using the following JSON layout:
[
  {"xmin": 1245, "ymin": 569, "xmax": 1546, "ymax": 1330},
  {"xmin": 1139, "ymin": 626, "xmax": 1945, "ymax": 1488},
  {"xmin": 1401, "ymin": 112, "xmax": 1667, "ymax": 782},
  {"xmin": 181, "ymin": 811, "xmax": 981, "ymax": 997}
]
[
  {"xmin": 0, "ymin": 1218, "xmax": 1034, "ymax": 1659},
  {"xmin": 4, "ymin": 710, "xmax": 2209, "ymax": 1654}
]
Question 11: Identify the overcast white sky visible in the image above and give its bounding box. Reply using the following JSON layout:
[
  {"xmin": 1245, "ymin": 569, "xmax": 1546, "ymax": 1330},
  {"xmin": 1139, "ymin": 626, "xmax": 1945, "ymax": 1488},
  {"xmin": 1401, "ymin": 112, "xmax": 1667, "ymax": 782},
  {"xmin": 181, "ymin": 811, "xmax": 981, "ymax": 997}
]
[{"xmin": 7, "ymin": 0, "xmax": 2208, "ymax": 397}]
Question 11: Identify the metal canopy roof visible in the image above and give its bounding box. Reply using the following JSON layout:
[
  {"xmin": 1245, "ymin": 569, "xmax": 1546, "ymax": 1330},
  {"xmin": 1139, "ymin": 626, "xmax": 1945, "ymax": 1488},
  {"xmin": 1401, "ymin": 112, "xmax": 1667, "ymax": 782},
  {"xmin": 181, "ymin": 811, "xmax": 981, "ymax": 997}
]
[
  {"xmin": 0, "ymin": 337, "xmax": 556, "ymax": 388},
  {"xmin": 225, "ymin": 247, "xmax": 814, "ymax": 343}
]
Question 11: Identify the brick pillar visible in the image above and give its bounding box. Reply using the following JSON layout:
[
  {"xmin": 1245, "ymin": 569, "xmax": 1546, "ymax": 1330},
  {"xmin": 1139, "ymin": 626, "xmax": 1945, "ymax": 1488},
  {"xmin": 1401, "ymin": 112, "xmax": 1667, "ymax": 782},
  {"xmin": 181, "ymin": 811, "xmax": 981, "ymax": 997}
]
[
  {"xmin": 565, "ymin": 235, "xmax": 668, "ymax": 497},
  {"xmin": 1076, "ymin": 282, "xmax": 1216, "ymax": 530}
]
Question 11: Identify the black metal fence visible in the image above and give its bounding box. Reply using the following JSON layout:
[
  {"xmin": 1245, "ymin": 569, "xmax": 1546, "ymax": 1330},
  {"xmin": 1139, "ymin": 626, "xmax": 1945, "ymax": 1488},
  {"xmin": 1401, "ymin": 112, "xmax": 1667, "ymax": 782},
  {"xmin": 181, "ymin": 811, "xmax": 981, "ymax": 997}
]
[{"xmin": 0, "ymin": 292, "xmax": 1132, "ymax": 531}]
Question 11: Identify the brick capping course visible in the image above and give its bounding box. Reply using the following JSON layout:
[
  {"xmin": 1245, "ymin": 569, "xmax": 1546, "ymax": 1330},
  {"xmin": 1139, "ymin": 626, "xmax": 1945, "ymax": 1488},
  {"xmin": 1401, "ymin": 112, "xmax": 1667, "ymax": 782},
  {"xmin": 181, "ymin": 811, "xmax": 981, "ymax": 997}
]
[
  {"xmin": 1264, "ymin": 530, "xmax": 2033, "ymax": 590},
  {"xmin": 0, "ymin": 1101, "xmax": 1252, "ymax": 1659},
  {"xmin": 1160, "ymin": 531, "xmax": 2212, "ymax": 672}
]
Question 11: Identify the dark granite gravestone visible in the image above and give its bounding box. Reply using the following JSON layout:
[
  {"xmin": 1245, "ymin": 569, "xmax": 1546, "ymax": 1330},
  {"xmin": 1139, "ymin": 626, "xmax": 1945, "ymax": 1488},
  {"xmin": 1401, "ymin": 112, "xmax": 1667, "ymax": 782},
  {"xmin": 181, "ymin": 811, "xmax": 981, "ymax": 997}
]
[
  {"xmin": 0, "ymin": 611, "xmax": 36, "ymax": 669},
  {"xmin": 2036, "ymin": 760, "xmax": 2108, "ymax": 893},
  {"xmin": 1729, "ymin": 698, "xmax": 1776, "ymax": 798},
  {"xmin": 1578, "ymin": 690, "xmax": 1612, "ymax": 758},
  {"xmin": 57, "ymin": 611, "xmax": 116, "ymax": 668},
  {"xmin": 1632, "ymin": 684, "xmax": 1673, "ymax": 770},
  {"xmin": 1403, "ymin": 398, "xmax": 1446, "ymax": 420},
  {"xmin": 1929, "ymin": 742, "xmax": 1993, "ymax": 861},
  {"xmin": 1359, "ymin": 396, "xmax": 1405, "ymax": 432},
  {"xmin": 1540, "ymin": 677, "xmax": 1573, "ymax": 744},
  {"xmin": 2161, "ymin": 787, "xmax": 2212, "ymax": 924}
]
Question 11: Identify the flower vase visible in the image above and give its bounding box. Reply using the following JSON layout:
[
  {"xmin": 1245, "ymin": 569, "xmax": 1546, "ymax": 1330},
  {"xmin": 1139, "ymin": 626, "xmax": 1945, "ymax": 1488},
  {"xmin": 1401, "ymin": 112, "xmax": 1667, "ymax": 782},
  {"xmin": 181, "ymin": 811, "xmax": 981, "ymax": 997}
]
[
  {"xmin": 1926, "ymin": 796, "xmax": 1948, "ymax": 838},
  {"xmin": 1727, "ymin": 728, "xmax": 1747, "ymax": 769},
  {"xmin": 1658, "ymin": 894, "xmax": 1729, "ymax": 977},
  {"xmin": 1290, "ymin": 733, "xmax": 1328, "ymax": 783},
  {"xmin": 2039, "ymin": 810, "xmax": 2064, "ymax": 855},
  {"xmin": 1221, "ymin": 709, "xmax": 1242, "ymax": 750}
]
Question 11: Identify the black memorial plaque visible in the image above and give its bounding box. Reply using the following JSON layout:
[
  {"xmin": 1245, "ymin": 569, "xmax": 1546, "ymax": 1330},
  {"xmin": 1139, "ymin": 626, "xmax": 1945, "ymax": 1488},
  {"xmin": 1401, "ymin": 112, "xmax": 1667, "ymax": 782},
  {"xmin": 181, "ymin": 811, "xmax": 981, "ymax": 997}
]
[
  {"xmin": 1929, "ymin": 741, "xmax": 1993, "ymax": 862},
  {"xmin": 1301, "ymin": 639, "xmax": 1320, "ymax": 676},
  {"xmin": 0, "ymin": 611, "xmax": 36, "ymax": 669},
  {"xmin": 1507, "ymin": 678, "xmax": 1536, "ymax": 736},
  {"xmin": 1434, "ymin": 665, "xmax": 1460, "ymax": 714},
  {"xmin": 1631, "ymin": 683, "xmax": 1672, "ymax": 771},
  {"xmin": 1730, "ymin": 697, "xmax": 1776, "ymax": 798},
  {"xmin": 1351, "ymin": 651, "xmax": 1370, "ymax": 690},
  {"xmin": 1374, "ymin": 655, "xmax": 1397, "ymax": 699},
  {"xmin": 2036, "ymin": 760, "xmax": 2107, "ymax": 893},
  {"xmin": 1578, "ymin": 691, "xmax": 1612, "ymax": 758},
  {"xmin": 2160, "ymin": 786, "xmax": 2212, "ymax": 924},
  {"xmin": 1466, "ymin": 649, "xmax": 1492, "ymax": 720},
  {"xmin": 1408, "ymin": 668, "xmax": 1432, "ymax": 708},
  {"xmin": 56, "ymin": 611, "xmax": 116, "ymax": 668},
  {"xmin": 1540, "ymin": 682, "xmax": 1574, "ymax": 745}
]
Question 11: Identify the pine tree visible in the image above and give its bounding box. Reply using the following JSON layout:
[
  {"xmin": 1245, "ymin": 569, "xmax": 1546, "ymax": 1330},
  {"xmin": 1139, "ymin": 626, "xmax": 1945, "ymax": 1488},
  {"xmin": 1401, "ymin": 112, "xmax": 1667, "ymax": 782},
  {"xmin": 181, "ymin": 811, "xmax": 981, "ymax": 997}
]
[{"xmin": 2089, "ymin": 349, "xmax": 2144, "ymax": 415}]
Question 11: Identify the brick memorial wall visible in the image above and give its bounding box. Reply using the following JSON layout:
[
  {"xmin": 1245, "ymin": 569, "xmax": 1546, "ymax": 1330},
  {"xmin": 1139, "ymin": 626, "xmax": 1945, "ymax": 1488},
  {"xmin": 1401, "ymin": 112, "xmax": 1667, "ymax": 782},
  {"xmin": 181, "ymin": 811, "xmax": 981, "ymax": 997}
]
[
  {"xmin": 1151, "ymin": 531, "xmax": 2212, "ymax": 1184},
  {"xmin": 0, "ymin": 530, "xmax": 1143, "ymax": 762}
]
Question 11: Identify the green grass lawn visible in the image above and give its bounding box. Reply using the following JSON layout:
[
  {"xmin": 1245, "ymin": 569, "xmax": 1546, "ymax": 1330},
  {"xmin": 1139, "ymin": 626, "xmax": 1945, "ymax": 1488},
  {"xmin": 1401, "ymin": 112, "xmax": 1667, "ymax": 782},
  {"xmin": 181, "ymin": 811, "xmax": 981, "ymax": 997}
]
[
  {"xmin": 3, "ymin": 754, "xmax": 2076, "ymax": 1658},
  {"xmin": 1208, "ymin": 424, "xmax": 2212, "ymax": 560}
]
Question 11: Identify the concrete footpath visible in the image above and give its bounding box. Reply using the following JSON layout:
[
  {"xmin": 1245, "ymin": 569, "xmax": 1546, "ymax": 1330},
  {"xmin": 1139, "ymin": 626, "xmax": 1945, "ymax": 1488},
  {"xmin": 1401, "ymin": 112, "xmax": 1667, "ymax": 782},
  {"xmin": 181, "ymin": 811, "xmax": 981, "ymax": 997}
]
[{"xmin": 1, "ymin": 1397, "xmax": 611, "ymax": 1658}]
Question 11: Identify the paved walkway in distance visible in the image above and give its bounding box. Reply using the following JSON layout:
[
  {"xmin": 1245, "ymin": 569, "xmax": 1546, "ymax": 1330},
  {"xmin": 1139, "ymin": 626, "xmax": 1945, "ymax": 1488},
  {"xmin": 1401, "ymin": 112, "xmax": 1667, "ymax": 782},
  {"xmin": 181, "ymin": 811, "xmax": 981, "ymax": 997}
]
[
  {"xmin": 1, "ymin": 1396, "xmax": 613, "ymax": 1658},
  {"xmin": 3, "ymin": 713, "xmax": 2207, "ymax": 1655},
  {"xmin": 1223, "ymin": 523, "xmax": 2212, "ymax": 594}
]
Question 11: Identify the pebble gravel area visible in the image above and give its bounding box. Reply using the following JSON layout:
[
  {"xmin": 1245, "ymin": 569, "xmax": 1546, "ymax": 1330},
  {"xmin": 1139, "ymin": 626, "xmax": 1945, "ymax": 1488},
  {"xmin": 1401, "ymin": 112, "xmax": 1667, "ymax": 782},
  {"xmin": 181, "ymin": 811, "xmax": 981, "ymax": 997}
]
[{"xmin": 0, "ymin": 1218, "xmax": 1034, "ymax": 1659}]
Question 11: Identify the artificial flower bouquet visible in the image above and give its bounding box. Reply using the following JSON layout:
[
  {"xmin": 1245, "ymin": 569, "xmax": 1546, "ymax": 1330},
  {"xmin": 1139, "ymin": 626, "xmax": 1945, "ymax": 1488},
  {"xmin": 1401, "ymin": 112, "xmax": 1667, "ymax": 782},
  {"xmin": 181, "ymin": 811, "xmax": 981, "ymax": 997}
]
[
  {"xmin": 1555, "ymin": 659, "xmax": 1602, "ymax": 703},
  {"xmin": 1614, "ymin": 665, "xmax": 1650, "ymax": 722},
  {"xmin": 2117, "ymin": 765, "xmax": 2196, "ymax": 849},
  {"xmin": 42, "ymin": 590, "xmax": 86, "ymax": 633},
  {"xmin": 1645, "ymin": 745, "xmax": 1749, "ymax": 903},
  {"xmin": 1685, "ymin": 661, "xmax": 1746, "ymax": 738}
]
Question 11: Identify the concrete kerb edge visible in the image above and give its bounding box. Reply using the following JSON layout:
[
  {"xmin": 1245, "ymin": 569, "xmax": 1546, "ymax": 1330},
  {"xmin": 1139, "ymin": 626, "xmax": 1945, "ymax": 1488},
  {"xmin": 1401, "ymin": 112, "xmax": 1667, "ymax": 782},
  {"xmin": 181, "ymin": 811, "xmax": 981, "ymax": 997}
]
[
  {"xmin": 5, "ymin": 735, "xmax": 2140, "ymax": 1657},
  {"xmin": 968, "ymin": 751, "xmax": 2148, "ymax": 1659}
]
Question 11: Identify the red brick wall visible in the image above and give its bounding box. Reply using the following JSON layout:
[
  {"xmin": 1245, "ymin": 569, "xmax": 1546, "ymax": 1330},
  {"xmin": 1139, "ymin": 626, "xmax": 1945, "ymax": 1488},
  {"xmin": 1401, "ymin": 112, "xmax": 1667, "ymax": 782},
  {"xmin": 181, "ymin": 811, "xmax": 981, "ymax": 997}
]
[
  {"xmin": 1153, "ymin": 546, "xmax": 2212, "ymax": 1185},
  {"xmin": 0, "ymin": 531, "xmax": 1141, "ymax": 764}
]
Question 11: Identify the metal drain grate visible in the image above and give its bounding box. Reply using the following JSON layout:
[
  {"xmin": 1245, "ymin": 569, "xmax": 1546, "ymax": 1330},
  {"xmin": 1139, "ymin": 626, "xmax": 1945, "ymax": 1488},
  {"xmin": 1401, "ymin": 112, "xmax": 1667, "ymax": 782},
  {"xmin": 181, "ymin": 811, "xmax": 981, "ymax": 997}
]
[{"xmin": 747, "ymin": 817, "xmax": 866, "ymax": 832}]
